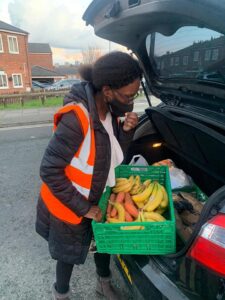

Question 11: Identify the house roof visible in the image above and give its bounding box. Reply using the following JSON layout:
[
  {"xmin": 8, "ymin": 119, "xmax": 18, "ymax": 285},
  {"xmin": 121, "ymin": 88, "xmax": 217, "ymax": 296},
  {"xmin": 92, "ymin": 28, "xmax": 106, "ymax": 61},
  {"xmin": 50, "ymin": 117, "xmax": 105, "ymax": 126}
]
[
  {"xmin": 0, "ymin": 20, "xmax": 28, "ymax": 35},
  {"xmin": 32, "ymin": 66, "xmax": 64, "ymax": 78},
  {"xmin": 54, "ymin": 66, "xmax": 79, "ymax": 75},
  {"xmin": 28, "ymin": 43, "xmax": 52, "ymax": 54}
]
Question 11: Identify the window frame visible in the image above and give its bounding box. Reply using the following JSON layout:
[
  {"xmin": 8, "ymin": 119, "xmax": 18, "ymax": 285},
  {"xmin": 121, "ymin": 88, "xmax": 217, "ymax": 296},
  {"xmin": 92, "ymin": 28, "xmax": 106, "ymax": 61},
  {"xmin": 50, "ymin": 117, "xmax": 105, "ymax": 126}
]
[
  {"xmin": 205, "ymin": 49, "xmax": 211, "ymax": 61},
  {"xmin": 7, "ymin": 35, "xmax": 19, "ymax": 54},
  {"xmin": 0, "ymin": 73, "xmax": 8, "ymax": 89},
  {"xmin": 174, "ymin": 56, "xmax": 180, "ymax": 66},
  {"xmin": 193, "ymin": 51, "xmax": 199, "ymax": 62},
  {"xmin": 12, "ymin": 73, "xmax": 23, "ymax": 88},
  {"xmin": 183, "ymin": 55, "xmax": 188, "ymax": 65},
  {"xmin": 212, "ymin": 48, "xmax": 219, "ymax": 61},
  {"xmin": 0, "ymin": 35, "xmax": 4, "ymax": 53}
]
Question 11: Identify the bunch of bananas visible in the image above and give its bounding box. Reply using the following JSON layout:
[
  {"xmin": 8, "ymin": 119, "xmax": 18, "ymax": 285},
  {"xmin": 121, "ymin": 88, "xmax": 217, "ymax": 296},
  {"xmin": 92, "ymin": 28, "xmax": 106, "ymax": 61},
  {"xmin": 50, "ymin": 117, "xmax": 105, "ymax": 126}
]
[
  {"xmin": 132, "ymin": 181, "xmax": 169, "ymax": 215},
  {"xmin": 111, "ymin": 176, "xmax": 169, "ymax": 219},
  {"xmin": 112, "ymin": 175, "xmax": 150, "ymax": 195},
  {"xmin": 120, "ymin": 210, "xmax": 166, "ymax": 230},
  {"xmin": 112, "ymin": 176, "xmax": 135, "ymax": 193}
]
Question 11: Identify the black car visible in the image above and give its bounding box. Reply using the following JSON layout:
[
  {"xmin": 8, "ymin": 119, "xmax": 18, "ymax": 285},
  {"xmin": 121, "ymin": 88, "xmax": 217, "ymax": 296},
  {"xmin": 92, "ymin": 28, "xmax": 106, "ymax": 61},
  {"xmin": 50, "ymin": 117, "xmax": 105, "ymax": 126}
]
[{"xmin": 83, "ymin": 1, "xmax": 225, "ymax": 299}]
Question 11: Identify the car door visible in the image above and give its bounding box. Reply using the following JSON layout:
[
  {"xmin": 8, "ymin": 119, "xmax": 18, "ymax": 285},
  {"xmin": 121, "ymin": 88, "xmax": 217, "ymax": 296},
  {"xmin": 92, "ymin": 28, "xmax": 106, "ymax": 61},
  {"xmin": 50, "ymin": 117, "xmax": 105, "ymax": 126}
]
[{"xmin": 83, "ymin": 1, "xmax": 225, "ymax": 299}]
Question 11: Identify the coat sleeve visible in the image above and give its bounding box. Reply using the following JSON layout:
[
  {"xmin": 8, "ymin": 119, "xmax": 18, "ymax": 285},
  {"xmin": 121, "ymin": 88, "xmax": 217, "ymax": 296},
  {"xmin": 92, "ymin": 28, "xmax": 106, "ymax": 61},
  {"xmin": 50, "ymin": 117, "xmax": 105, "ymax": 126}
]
[{"xmin": 40, "ymin": 111, "xmax": 92, "ymax": 217}]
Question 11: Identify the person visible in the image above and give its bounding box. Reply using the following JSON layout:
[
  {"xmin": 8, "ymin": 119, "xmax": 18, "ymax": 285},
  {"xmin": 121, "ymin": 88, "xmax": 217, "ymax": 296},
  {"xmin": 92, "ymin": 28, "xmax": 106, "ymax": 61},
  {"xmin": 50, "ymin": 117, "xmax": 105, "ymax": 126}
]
[{"xmin": 35, "ymin": 51, "xmax": 142, "ymax": 300}]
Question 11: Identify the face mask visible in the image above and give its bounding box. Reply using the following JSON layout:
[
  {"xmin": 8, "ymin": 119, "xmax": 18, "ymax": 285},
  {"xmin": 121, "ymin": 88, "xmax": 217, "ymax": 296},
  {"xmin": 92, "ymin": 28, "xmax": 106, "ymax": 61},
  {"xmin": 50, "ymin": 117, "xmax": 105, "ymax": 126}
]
[{"xmin": 108, "ymin": 98, "xmax": 134, "ymax": 117}]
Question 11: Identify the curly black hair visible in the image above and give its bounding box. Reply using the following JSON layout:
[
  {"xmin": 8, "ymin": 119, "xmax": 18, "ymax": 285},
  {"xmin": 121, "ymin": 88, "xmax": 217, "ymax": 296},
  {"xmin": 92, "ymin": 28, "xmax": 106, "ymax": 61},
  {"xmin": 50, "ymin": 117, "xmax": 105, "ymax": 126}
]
[{"xmin": 78, "ymin": 51, "xmax": 142, "ymax": 90}]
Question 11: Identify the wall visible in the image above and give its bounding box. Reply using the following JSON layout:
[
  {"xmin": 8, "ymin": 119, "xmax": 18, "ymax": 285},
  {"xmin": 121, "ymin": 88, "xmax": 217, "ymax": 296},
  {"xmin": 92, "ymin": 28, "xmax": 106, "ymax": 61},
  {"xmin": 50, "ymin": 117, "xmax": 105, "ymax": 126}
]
[
  {"xmin": 29, "ymin": 53, "xmax": 53, "ymax": 70},
  {"xmin": 0, "ymin": 31, "xmax": 32, "ymax": 95}
]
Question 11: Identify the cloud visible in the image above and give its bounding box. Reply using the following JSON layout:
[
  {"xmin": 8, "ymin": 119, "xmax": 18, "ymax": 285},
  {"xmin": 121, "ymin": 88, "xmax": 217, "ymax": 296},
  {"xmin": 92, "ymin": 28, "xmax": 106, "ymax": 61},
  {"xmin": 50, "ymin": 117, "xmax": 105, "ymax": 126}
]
[
  {"xmin": 0, "ymin": 0, "xmax": 11, "ymax": 22},
  {"xmin": 7, "ymin": 0, "xmax": 118, "ymax": 51}
]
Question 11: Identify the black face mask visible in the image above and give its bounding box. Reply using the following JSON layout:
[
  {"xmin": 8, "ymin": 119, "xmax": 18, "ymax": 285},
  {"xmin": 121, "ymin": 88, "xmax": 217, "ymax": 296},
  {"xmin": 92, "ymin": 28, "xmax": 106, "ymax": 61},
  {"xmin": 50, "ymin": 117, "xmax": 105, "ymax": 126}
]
[{"xmin": 108, "ymin": 98, "xmax": 134, "ymax": 117}]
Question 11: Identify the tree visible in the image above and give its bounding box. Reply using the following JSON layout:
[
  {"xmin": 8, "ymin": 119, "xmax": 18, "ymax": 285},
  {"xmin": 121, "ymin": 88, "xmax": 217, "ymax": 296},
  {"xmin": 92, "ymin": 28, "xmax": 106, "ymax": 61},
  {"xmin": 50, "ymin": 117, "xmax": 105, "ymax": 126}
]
[{"xmin": 81, "ymin": 46, "xmax": 103, "ymax": 64}]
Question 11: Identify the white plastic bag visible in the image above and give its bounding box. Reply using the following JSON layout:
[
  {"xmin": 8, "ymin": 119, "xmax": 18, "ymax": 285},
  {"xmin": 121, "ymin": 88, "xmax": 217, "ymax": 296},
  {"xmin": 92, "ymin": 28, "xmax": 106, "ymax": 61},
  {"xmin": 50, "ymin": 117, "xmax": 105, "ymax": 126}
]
[
  {"xmin": 169, "ymin": 167, "xmax": 193, "ymax": 190},
  {"xmin": 129, "ymin": 154, "xmax": 149, "ymax": 166}
]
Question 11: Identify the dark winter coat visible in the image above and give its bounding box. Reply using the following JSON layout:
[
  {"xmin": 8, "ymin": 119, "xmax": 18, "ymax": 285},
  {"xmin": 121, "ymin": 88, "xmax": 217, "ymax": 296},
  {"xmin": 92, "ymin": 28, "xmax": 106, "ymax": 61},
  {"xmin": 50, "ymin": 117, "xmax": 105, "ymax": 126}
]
[{"xmin": 35, "ymin": 82, "xmax": 135, "ymax": 265}]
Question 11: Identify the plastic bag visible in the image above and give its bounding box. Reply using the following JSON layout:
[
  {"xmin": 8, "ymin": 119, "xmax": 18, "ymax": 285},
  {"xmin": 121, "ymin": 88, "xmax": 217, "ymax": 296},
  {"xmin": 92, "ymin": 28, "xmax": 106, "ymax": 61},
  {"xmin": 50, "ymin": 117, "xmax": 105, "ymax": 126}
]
[
  {"xmin": 169, "ymin": 167, "xmax": 193, "ymax": 190},
  {"xmin": 152, "ymin": 159, "xmax": 175, "ymax": 168},
  {"xmin": 129, "ymin": 154, "xmax": 149, "ymax": 166}
]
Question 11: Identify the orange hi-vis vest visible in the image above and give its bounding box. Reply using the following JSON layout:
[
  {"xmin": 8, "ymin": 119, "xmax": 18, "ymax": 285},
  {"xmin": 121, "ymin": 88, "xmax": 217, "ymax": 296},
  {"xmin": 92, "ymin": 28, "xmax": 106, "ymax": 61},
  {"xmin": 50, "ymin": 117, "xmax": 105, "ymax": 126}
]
[{"xmin": 40, "ymin": 103, "xmax": 96, "ymax": 225}]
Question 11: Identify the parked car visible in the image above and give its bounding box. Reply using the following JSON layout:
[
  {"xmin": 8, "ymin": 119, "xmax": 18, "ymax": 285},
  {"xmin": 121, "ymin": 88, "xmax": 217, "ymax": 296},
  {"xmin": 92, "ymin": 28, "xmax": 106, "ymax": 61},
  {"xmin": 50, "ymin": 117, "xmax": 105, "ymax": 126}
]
[
  {"xmin": 83, "ymin": 1, "xmax": 225, "ymax": 299},
  {"xmin": 31, "ymin": 80, "xmax": 50, "ymax": 91},
  {"xmin": 196, "ymin": 71, "xmax": 225, "ymax": 84},
  {"xmin": 45, "ymin": 79, "xmax": 80, "ymax": 91}
]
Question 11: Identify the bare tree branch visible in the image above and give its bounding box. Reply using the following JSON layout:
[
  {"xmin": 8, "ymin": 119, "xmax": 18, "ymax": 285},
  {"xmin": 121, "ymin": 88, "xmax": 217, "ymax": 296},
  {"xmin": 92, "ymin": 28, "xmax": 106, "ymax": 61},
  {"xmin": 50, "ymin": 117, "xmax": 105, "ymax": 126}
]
[{"xmin": 81, "ymin": 46, "xmax": 103, "ymax": 64}]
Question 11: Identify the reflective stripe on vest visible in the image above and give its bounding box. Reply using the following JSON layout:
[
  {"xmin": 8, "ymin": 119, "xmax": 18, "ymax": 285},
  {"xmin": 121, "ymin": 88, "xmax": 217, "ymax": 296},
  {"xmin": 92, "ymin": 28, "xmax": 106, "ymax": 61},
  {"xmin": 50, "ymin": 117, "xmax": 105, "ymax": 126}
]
[{"xmin": 40, "ymin": 103, "xmax": 96, "ymax": 224}]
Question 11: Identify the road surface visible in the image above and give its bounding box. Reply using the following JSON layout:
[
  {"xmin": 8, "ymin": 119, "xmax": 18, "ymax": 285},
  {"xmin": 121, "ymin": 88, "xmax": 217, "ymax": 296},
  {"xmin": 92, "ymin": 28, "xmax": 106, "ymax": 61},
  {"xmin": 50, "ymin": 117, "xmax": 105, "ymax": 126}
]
[{"xmin": 0, "ymin": 125, "xmax": 132, "ymax": 300}]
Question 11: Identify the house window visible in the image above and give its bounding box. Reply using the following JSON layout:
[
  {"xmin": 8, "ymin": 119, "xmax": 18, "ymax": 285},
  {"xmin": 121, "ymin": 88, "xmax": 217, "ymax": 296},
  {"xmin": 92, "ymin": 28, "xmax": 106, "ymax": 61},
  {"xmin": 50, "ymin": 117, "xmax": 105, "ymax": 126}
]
[
  {"xmin": 8, "ymin": 36, "xmax": 19, "ymax": 54},
  {"xmin": 183, "ymin": 56, "xmax": 188, "ymax": 65},
  {"xmin": 157, "ymin": 60, "xmax": 161, "ymax": 69},
  {"xmin": 174, "ymin": 57, "xmax": 179, "ymax": 66},
  {"xmin": 12, "ymin": 74, "xmax": 23, "ymax": 87},
  {"xmin": 205, "ymin": 49, "xmax": 211, "ymax": 61},
  {"xmin": 0, "ymin": 35, "xmax": 3, "ymax": 53},
  {"xmin": 0, "ymin": 73, "xmax": 8, "ymax": 89},
  {"xmin": 193, "ymin": 51, "xmax": 199, "ymax": 62},
  {"xmin": 212, "ymin": 49, "xmax": 219, "ymax": 61},
  {"xmin": 170, "ymin": 57, "xmax": 174, "ymax": 66}
]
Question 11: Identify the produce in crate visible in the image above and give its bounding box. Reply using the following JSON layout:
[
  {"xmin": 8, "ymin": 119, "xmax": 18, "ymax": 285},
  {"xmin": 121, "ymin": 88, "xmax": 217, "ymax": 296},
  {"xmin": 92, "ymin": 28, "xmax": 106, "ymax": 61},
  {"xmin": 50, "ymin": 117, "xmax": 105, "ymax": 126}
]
[
  {"xmin": 112, "ymin": 175, "xmax": 134, "ymax": 193},
  {"xmin": 105, "ymin": 176, "xmax": 169, "ymax": 226},
  {"xmin": 92, "ymin": 165, "xmax": 175, "ymax": 255}
]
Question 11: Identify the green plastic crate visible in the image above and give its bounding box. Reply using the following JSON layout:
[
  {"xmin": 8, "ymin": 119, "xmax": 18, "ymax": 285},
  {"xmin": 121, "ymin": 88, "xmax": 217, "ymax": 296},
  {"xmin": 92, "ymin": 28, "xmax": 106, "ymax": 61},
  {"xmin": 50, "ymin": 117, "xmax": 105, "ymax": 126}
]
[{"xmin": 92, "ymin": 165, "xmax": 176, "ymax": 255}]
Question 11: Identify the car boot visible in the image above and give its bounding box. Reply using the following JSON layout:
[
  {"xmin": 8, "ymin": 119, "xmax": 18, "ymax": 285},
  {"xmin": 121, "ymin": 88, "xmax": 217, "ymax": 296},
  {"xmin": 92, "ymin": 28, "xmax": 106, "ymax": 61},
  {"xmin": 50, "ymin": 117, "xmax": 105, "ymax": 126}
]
[
  {"xmin": 52, "ymin": 283, "xmax": 71, "ymax": 300},
  {"xmin": 96, "ymin": 275, "xmax": 121, "ymax": 300}
]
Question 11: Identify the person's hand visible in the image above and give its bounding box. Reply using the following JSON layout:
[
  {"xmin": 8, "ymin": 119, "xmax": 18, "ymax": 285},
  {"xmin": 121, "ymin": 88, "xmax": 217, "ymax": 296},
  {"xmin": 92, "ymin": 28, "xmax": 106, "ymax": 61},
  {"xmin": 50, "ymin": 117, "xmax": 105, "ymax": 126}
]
[
  {"xmin": 123, "ymin": 112, "xmax": 138, "ymax": 132},
  {"xmin": 84, "ymin": 206, "xmax": 102, "ymax": 222}
]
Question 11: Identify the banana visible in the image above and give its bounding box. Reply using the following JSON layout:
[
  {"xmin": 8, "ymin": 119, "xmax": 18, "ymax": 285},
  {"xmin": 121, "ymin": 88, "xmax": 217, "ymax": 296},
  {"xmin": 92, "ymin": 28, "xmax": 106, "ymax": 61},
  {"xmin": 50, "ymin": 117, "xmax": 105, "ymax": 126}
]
[
  {"xmin": 135, "ymin": 212, "xmax": 142, "ymax": 222},
  {"xmin": 112, "ymin": 176, "xmax": 134, "ymax": 193},
  {"xmin": 140, "ymin": 211, "xmax": 145, "ymax": 222},
  {"xmin": 114, "ymin": 180, "xmax": 129, "ymax": 189},
  {"xmin": 130, "ymin": 185, "xmax": 140, "ymax": 195},
  {"xmin": 116, "ymin": 177, "xmax": 128, "ymax": 184},
  {"xmin": 143, "ymin": 182, "xmax": 164, "ymax": 212},
  {"xmin": 154, "ymin": 207, "xmax": 167, "ymax": 215},
  {"xmin": 112, "ymin": 182, "xmax": 131, "ymax": 193},
  {"xmin": 143, "ymin": 179, "xmax": 151, "ymax": 187},
  {"xmin": 135, "ymin": 175, "xmax": 141, "ymax": 185},
  {"xmin": 143, "ymin": 211, "xmax": 166, "ymax": 222},
  {"xmin": 132, "ymin": 182, "xmax": 155, "ymax": 203},
  {"xmin": 137, "ymin": 184, "xmax": 146, "ymax": 193},
  {"xmin": 111, "ymin": 202, "xmax": 125, "ymax": 222},
  {"xmin": 107, "ymin": 217, "xmax": 122, "ymax": 223},
  {"xmin": 130, "ymin": 184, "xmax": 146, "ymax": 195},
  {"xmin": 135, "ymin": 202, "xmax": 145, "ymax": 209},
  {"xmin": 129, "ymin": 175, "xmax": 142, "ymax": 195},
  {"xmin": 159, "ymin": 185, "xmax": 169, "ymax": 208}
]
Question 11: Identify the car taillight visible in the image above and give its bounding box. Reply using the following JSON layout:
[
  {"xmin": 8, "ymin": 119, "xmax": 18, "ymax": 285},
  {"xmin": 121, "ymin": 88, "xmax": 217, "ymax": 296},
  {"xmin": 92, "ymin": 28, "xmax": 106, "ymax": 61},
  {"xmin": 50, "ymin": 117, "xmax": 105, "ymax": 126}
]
[{"xmin": 189, "ymin": 213, "xmax": 225, "ymax": 277}]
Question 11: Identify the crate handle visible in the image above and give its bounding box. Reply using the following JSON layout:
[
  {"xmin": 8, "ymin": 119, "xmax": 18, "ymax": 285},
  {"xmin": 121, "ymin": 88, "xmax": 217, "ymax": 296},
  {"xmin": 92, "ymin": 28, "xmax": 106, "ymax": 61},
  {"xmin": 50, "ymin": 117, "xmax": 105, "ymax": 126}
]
[
  {"xmin": 120, "ymin": 225, "xmax": 146, "ymax": 231},
  {"xmin": 130, "ymin": 167, "xmax": 148, "ymax": 172}
]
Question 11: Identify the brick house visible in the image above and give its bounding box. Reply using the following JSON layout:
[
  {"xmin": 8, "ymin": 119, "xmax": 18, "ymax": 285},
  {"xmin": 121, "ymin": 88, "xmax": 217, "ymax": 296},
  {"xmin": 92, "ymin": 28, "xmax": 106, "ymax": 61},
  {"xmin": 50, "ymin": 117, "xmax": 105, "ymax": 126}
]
[
  {"xmin": 0, "ymin": 20, "xmax": 32, "ymax": 94},
  {"xmin": 28, "ymin": 43, "xmax": 54, "ymax": 70},
  {"xmin": 32, "ymin": 65, "xmax": 64, "ymax": 84},
  {"xmin": 156, "ymin": 36, "xmax": 225, "ymax": 79},
  {"xmin": 0, "ymin": 21, "xmax": 65, "ymax": 94},
  {"xmin": 54, "ymin": 65, "xmax": 80, "ymax": 79}
]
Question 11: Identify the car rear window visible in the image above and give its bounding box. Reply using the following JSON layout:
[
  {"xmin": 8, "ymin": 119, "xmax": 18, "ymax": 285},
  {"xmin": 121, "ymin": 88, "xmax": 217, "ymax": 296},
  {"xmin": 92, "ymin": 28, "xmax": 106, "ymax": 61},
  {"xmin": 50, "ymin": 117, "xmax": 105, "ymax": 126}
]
[{"xmin": 146, "ymin": 26, "xmax": 225, "ymax": 84}]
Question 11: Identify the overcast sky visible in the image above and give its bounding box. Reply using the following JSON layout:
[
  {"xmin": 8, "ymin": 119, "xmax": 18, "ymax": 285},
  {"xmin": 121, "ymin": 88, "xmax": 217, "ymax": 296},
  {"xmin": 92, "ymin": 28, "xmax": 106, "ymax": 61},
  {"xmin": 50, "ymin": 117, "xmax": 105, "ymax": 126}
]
[{"xmin": 0, "ymin": 0, "xmax": 124, "ymax": 64}]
